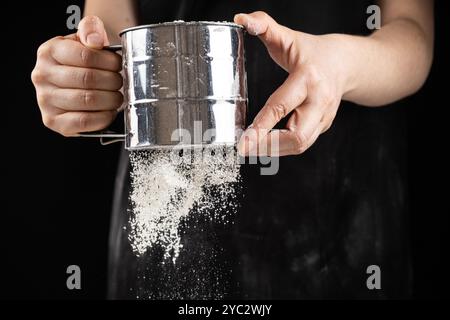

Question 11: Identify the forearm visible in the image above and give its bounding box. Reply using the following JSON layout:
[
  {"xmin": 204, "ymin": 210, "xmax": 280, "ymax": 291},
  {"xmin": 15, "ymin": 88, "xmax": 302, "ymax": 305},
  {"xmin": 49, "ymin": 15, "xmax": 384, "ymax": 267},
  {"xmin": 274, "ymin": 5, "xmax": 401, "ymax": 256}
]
[
  {"xmin": 84, "ymin": 0, "xmax": 138, "ymax": 43},
  {"xmin": 340, "ymin": 2, "xmax": 434, "ymax": 106}
]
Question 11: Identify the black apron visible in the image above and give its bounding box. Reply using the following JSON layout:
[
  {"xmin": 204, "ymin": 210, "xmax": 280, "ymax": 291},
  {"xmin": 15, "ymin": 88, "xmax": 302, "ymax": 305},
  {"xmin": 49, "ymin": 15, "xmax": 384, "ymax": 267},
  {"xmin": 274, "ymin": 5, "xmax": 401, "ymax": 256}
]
[{"xmin": 108, "ymin": 0, "xmax": 411, "ymax": 299}]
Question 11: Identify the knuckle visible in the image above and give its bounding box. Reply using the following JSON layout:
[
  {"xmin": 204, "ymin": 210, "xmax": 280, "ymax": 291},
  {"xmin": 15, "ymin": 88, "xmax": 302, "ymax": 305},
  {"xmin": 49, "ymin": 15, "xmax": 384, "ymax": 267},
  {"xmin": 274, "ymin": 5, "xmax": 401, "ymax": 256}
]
[
  {"xmin": 31, "ymin": 68, "xmax": 45, "ymax": 84},
  {"xmin": 81, "ymin": 90, "xmax": 96, "ymax": 107},
  {"xmin": 42, "ymin": 114, "xmax": 55, "ymax": 129},
  {"xmin": 82, "ymin": 69, "xmax": 96, "ymax": 88},
  {"xmin": 80, "ymin": 47, "xmax": 95, "ymax": 66},
  {"xmin": 36, "ymin": 42, "xmax": 51, "ymax": 59},
  {"xmin": 37, "ymin": 90, "xmax": 51, "ymax": 106},
  {"xmin": 268, "ymin": 103, "xmax": 288, "ymax": 122},
  {"xmin": 254, "ymin": 11, "xmax": 269, "ymax": 19},
  {"xmin": 77, "ymin": 113, "xmax": 90, "ymax": 132}
]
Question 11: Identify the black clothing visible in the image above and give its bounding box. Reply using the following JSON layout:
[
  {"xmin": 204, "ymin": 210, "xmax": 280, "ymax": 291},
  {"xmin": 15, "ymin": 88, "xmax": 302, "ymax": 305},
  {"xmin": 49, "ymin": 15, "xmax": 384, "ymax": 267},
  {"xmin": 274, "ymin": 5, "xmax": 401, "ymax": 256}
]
[{"xmin": 108, "ymin": 0, "xmax": 411, "ymax": 299}]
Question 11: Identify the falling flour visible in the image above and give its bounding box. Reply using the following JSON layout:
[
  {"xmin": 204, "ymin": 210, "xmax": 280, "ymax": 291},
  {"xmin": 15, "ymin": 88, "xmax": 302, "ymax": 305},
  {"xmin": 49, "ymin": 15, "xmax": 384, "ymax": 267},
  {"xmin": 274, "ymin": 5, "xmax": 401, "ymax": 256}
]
[{"xmin": 128, "ymin": 146, "xmax": 241, "ymax": 263}]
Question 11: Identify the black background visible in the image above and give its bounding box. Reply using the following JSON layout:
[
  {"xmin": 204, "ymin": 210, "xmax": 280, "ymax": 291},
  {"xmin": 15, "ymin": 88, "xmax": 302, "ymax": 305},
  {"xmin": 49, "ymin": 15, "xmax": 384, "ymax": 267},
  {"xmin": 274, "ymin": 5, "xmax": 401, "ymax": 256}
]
[{"xmin": 2, "ymin": 0, "xmax": 449, "ymax": 299}]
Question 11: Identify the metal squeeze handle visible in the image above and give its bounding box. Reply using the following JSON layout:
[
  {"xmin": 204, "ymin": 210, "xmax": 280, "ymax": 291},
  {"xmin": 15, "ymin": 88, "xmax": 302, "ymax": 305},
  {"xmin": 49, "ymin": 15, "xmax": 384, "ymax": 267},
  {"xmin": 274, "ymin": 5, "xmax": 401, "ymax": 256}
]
[{"xmin": 77, "ymin": 44, "xmax": 125, "ymax": 145}]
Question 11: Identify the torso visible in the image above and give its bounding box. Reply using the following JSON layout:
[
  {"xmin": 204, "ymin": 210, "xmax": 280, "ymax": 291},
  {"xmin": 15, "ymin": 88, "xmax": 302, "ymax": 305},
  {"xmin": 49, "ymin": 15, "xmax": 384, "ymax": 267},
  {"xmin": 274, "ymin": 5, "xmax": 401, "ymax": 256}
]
[{"xmin": 108, "ymin": 0, "xmax": 411, "ymax": 299}]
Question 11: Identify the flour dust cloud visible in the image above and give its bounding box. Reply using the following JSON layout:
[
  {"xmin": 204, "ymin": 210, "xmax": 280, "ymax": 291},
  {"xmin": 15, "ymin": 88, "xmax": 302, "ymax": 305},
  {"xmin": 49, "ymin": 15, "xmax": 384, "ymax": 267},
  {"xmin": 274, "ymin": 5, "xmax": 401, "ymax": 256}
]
[{"xmin": 128, "ymin": 146, "xmax": 241, "ymax": 264}]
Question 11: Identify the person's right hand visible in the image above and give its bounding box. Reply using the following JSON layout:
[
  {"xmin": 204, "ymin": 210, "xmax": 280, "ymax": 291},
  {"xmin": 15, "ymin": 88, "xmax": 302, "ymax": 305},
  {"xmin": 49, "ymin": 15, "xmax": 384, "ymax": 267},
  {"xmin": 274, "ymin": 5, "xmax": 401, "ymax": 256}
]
[{"xmin": 31, "ymin": 16, "xmax": 123, "ymax": 137}]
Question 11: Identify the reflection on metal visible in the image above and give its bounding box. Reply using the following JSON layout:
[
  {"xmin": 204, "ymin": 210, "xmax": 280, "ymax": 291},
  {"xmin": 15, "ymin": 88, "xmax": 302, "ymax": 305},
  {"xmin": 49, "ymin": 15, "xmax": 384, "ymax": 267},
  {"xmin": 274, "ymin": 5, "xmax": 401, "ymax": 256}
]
[{"xmin": 121, "ymin": 22, "xmax": 247, "ymax": 150}]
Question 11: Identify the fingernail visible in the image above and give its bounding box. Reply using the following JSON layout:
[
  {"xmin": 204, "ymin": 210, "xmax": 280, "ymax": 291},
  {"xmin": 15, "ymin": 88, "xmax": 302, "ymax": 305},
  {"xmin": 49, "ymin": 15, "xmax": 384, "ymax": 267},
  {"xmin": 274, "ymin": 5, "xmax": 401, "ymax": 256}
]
[
  {"xmin": 86, "ymin": 33, "xmax": 103, "ymax": 47},
  {"xmin": 234, "ymin": 13, "xmax": 258, "ymax": 35},
  {"xmin": 234, "ymin": 13, "xmax": 246, "ymax": 21},
  {"xmin": 242, "ymin": 16, "xmax": 260, "ymax": 36}
]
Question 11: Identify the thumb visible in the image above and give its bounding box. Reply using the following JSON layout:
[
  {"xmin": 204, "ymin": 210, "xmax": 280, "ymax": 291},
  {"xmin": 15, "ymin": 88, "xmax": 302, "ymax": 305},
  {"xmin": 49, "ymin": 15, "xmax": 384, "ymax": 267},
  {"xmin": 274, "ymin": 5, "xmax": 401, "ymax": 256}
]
[
  {"xmin": 234, "ymin": 11, "xmax": 298, "ymax": 71},
  {"xmin": 77, "ymin": 16, "xmax": 109, "ymax": 49}
]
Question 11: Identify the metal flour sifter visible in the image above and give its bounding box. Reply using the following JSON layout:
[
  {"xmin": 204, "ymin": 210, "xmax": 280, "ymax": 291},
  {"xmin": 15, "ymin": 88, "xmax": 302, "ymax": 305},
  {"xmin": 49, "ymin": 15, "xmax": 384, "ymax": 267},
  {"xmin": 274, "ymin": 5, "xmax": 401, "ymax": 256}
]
[{"xmin": 80, "ymin": 21, "xmax": 247, "ymax": 150}]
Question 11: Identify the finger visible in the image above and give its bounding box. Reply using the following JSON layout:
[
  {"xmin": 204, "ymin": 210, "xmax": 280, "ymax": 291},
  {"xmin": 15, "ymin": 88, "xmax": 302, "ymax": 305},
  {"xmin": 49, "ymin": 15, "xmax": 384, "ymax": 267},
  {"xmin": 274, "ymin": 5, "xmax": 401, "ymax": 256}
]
[
  {"xmin": 253, "ymin": 72, "xmax": 307, "ymax": 130},
  {"xmin": 234, "ymin": 11, "xmax": 292, "ymax": 43},
  {"xmin": 51, "ymin": 38, "xmax": 121, "ymax": 71},
  {"xmin": 237, "ymin": 126, "xmax": 259, "ymax": 156},
  {"xmin": 234, "ymin": 11, "xmax": 298, "ymax": 70},
  {"xmin": 251, "ymin": 125, "xmax": 323, "ymax": 157},
  {"xmin": 238, "ymin": 71, "xmax": 306, "ymax": 153},
  {"xmin": 238, "ymin": 128, "xmax": 304, "ymax": 157},
  {"xmin": 288, "ymin": 74, "xmax": 339, "ymax": 141},
  {"xmin": 263, "ymin": 130, "xmax": 303, "ymax": 156},
  {"xmin": 286, "ymin": 102, "xmax": 323, "ymax": 147},
  {"xmin": 42, "ymin": 88, "xmax": 123, "ymax": 111},
  {"xmin": 239, "ymin": 100, "xmax": 325, "ymax": 157},
  {"xmin": 46, "ymin": 65, "xmax": 122, "ymax": 91},
  {"xmin": 50, "ymin": 111, "xmax": 117, "ymax": 136},
  {"xmin": 77, "ymin": 15, "xmax": 109, "ymax": 49}
]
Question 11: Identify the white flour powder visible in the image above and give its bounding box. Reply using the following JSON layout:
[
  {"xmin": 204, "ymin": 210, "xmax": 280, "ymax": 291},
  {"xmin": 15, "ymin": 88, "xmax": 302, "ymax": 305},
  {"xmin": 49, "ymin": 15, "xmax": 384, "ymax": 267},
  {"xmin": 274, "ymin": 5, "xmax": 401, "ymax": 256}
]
[{"xmin": 128, "ymin": 146, "xmax": 241, "ymax": 263}]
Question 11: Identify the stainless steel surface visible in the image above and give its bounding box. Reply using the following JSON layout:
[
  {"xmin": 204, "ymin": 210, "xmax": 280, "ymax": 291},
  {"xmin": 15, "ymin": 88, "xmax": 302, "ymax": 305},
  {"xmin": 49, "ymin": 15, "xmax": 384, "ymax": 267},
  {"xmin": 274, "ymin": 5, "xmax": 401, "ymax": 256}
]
[
  {"xmin": 79, "ymin": 22, "xmax": 247, "ymax": 150},
  {"xmin": 122, "ymin": 21, "xmax": 247, "ymax": 150}
]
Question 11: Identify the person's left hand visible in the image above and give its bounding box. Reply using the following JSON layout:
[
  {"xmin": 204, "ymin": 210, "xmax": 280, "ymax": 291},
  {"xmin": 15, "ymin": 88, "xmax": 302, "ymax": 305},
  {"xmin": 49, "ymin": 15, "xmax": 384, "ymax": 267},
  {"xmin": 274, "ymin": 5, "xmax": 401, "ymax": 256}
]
[{"xmin": 234, "ymin": 11, "xmax": 353, "ymax": 156}]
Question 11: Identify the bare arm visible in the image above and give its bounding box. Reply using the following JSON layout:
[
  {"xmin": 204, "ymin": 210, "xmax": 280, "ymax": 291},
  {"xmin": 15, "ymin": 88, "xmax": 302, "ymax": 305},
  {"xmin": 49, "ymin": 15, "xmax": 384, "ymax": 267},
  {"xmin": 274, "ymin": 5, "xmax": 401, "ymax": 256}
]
[
  {"xmin": 84, "ymin": 0, "xmax": 138, "ymax": 43},
  {"xmin": 343, "ymin": 0, "xmax": 434, "ymax": 106}
]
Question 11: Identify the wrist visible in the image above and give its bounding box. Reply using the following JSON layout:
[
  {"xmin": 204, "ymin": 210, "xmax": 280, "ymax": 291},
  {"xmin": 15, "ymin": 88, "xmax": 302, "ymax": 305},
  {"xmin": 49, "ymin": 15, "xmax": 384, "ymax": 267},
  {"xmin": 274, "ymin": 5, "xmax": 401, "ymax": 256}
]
[
  {"xmin": 319, "ymin": 33, "xmax": 371, "ymax": 101},
  {"xmin": 330, "ymin": 34, "xmax": 362, "ymax": 100}
]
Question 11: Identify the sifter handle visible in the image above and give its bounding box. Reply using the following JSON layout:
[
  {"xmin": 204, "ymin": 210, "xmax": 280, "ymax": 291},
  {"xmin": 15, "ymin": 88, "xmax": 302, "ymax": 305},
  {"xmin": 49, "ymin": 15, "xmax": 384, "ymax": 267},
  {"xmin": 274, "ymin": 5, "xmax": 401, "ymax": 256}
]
[{"xmin": 77, "ymin": 44, "xmax": 125, "ymax": 145}]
